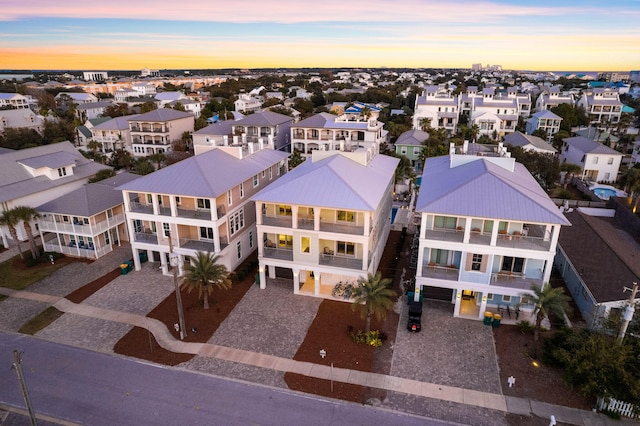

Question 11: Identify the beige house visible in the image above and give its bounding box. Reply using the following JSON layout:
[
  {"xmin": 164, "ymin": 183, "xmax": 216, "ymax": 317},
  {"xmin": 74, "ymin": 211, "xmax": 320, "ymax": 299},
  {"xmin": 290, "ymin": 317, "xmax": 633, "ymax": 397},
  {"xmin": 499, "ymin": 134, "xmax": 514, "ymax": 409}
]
[{"xmin": 128, "ymin": 109, "xmax": 194, "ymax": 157}]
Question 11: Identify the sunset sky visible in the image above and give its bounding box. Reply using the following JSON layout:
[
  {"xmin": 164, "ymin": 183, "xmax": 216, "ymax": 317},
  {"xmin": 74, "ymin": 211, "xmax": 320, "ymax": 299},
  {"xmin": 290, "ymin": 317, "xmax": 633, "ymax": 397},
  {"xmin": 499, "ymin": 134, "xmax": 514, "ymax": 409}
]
[{"xmin": 1, "ymin": 0, "xmax": 639, "ymax": 71}]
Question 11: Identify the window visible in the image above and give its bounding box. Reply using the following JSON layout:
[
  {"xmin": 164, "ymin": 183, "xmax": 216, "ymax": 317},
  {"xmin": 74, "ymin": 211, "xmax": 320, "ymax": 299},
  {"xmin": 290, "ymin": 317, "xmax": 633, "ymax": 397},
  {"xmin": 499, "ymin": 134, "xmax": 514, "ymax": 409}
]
[
  {"xmin": 337, "ymin": 210, "xmax": 355, "ymax": 222},
  {"xmin": 163, "ymin": 223, "xmax": 170, "ymax": 237},
  {"xmin": 227, "ymin": 190, "xmax": 232, "ymax": 206},
  {"xmin": 104, "ymin": 231, "xmax": 110, "ymax": 245},
  {"xmin": 471, "ymin": 254, "xmax": 483, "ymax": 271},
  {"xmin": 199, "ymin": 227, "xmax": 214, "ymax": 240},
  {"xmin": 430, "ymin": 249, "xmax": 449, "ymax": 265},
  {"xmin": 301, "ymin": 236, "xmax": 310, "ymax": 253},
  {"xmin": 157, "ymin": 195, "xmax": 163, "ymax": 205},
  {"xmin": 253, "ymin": 175, "xmax": 259, "ymax": 187},
  {"xmin": 434, "ymin": 216, "xmax": 457, "ymax": 230},
  {"xmin": 262, "ymin": 170, "xmax": 266, "ymax": 178},
  {"xmin": 269, "ymin": 167, "xmax": 273, "ymax": 180},
  {"xmin": 487, "ymin": 293, "xmax": 493, "ymax": 300},
  {"xmin": 278, "ymin": 205, "xmax": 292, "ymax": 216},
  {"xmin": 501, "ymin": 256, "xmax": 524, "ymax": 273},
  {"xmin": 413, "ymin": 147, "xmax": 419, "ymax": 155},
  {"xmin": 175, "ymin": 196, "xmax": 181, "ymax": 205},
  {"xmin": 278, "ymin": 234, "xmax": 293, "ymax": 248},
  {"xmin": 337, "ymin": 241, "xmax": 355, "ymax": 256},
  {"xmin": 607, "ymin": 157, "xmax": 614, "ymax": 165},
  {"xmin": 502, "ymin": 295, "xmax": 512, "ymax": 303},
  {"xmin": 249, "ymin": 231, "xmax": 254, "ymax": 249},
  {"xmin": 62, "ymin": 215, "xmax": 69, "ymax": 223},
  {"xmin": 237, "ymin": 241, "xmax": 242, "ymax": 259},
  {"xmin": 83, "ymin": 218, "xmax": 89, "ymax": 225},
  {"xmin": 229, "ymin": 209, "xmax": 244, "ymax": 235},
  {"xmin": 197, "ymin": 198, "xmax": 211, "ymax": 209},
  {"xmin": 592, "ymin": 157, "xmax": 598, "ymax": 164},
  {"xmin": 57, "ymin": 167, "xmax": 67, "ymax": 177},
  {"xmin": 146, "ymin": 194, "xmax": 153, "ymax": 204},
  {"xmin": 520, "ymin": 296, "xmax": 530, "ymax": 305},
  {"xmin": 239, "ymin": 183, "xmax": 244, "ymax": 198},
  {"xmin": 604, "ymin": 172, "xmax": 610, "ymax": 181}
]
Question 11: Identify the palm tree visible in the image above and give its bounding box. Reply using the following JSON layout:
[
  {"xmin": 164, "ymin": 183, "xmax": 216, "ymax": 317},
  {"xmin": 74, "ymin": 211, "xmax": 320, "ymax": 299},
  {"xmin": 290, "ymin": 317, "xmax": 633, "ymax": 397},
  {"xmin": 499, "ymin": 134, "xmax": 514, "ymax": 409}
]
[
  {"xmin": 560, "ymin": 163, "xmax": 583, "ymax": 189},
  {"xmin": 0, "ymin": 209, "xmax": 23, "ymax": 260},
  {"xmin": 419, "ymin": 117, "xmax": 432, "ymax": 132},
  {"xmin": 620, "ymin": 167, "xmax": 640, "ymax": 213},
  {"xmin": 12, "ymin": 206, "xmax": 41, "ymax": 260},
  {"xmin": 351, "ymin": 272, "xmax": 397, "ymax": 332},
  {"xmin": 524, "ymin": 283, "xmax": 572, "ymax": 358},
  {"xmin": 181, "ymin": 251, "xmax": 231, "ymax": 309},
  {"xmin": 470, "ymin": 124, "xmax": 479, "ymax": 143},
  {"xmin": 148, "ymin": 152, "xmax": 166, "ymax": 170}
]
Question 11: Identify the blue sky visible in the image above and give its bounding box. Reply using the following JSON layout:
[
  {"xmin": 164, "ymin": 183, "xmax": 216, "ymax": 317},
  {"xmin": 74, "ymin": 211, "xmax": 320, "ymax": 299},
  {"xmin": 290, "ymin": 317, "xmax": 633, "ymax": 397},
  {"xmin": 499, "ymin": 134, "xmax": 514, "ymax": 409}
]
[{"xmin": 1, "ymin": 0, "xmax": 639, "ymax": 71}]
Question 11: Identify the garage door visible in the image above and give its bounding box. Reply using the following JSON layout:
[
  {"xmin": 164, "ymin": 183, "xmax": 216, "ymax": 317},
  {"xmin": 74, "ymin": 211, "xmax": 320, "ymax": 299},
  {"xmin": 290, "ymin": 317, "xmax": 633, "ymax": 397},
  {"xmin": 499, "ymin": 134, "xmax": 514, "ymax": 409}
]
[{"xmin": 422, "ymin": 286, "xmax": 453, "ymax": 302}]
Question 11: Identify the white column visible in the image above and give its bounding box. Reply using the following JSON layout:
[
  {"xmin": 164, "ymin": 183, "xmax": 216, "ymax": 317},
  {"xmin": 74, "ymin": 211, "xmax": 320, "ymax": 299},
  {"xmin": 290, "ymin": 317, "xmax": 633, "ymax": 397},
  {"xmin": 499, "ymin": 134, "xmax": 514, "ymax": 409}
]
[
  {"xmin": 152, "ymin": 194, "xmax": 159, "ymax": 215},
  {"xmin": 416, "ymin": 246, "xmax": 425, "ymax": 278},
  {"xmin": 259, "ymin": 265, "xmax": 267, "ymax": 290},
  {"xmin": 314, "ymin": 208, "xmax": 320, "ymax": 231},
  {"xmin": 453, "ymin": 290, "xmax": 462, "ymax": 317},
  {"xmin": 292, "ymin": 206, "xmax": 298, "ymax": 229},
  {"xmin": 314, "ymin": 272, "xmax": 321, "ymax": 296},
  {"xmin": 160, "ymin": 251, "xmax": 168, "ymax": 274},
  {"xmin": 479, "ymin": 293, "xmax": 488, "ymax": 318},
  {"xmin": 132, "ymin": 247, "xmax": 141, "ymax": 271},
  {"xmin": 169, "ymin": 195, "xmax": 177, "ymax": 217},
  {"xmin": 364, "ymin": 213, "xmax": 370, "ymax": 236},
  {"xmin": 293, "ymin": 268, "xmax": 300, "ymax": 294},
  {"xmin": 268, "ymin": 265, "xmax": 276, "ymax": 278},
  {"xmin": 490, "ymin": 220, "xmax": 499, "ymax": 246}
]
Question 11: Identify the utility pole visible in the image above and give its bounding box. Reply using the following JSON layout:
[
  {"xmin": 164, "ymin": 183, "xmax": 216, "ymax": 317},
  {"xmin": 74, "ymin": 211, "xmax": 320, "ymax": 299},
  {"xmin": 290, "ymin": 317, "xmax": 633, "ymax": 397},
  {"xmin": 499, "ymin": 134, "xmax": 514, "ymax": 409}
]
[
  {"xmin": 12, "ymin": 350, "xmax": 37, "ymax": 426},
  {"xmin": 168, "ymin": 233, "xmax": 187, "ymax": 340},
  {"xmin": 618, "ymin": 282, "xmax": 638, "ymax": 342}
]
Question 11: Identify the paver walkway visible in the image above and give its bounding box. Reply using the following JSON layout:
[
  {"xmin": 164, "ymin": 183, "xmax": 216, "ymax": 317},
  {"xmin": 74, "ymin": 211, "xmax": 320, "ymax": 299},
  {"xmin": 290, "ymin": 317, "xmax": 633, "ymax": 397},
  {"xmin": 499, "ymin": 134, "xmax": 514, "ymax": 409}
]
[{"xmin": 0, "ymin": 286, "xmax": 626, "ymax": 426}]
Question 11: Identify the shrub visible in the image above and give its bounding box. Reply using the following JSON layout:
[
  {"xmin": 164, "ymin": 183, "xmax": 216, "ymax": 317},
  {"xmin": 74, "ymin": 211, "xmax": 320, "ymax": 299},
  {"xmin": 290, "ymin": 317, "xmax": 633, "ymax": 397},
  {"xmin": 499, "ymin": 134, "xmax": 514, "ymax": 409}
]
[
  {"xmin": 349, "ymin": 329, "xmax": 383, "ymax": 347},
  {"xmin": 516, "ymin": 320, "xmax": 535, "ymax": 334}
]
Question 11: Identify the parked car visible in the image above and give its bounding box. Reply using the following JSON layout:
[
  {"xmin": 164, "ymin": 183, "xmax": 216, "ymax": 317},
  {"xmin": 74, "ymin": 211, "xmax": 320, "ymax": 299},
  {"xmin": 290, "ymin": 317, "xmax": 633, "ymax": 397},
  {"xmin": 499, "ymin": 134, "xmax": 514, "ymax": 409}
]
[{"xmin": 407, "ymin": 300, "xmax": 423, "ymax": 332}]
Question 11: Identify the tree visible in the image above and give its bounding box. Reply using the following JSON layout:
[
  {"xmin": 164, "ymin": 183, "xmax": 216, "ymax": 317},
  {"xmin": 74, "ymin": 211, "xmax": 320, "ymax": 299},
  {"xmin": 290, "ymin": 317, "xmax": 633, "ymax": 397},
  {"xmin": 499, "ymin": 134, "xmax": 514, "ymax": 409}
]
[
  {"xmin": 86, "ymin": 140, "xmax": 101, "ymax": 154},
  {"xmin": 351, "ymin": 272, "xmax": 396, "ymax": 332},
  {"xmin": 560, "ymin": 163, "xmax": 582, "ymax": 189},
  {"xmin": 524, "ymin": 283, "xmax": 572, "ymax": 358},
  {"xmin": 470, "ymin": 124, "xmax": 479, "ymax": 143},
  {"xmin": 0, "ymin": 127, "xmax": 44, "ymax": 150},
  {"xmin": 418, "ymin": 117, "xmax": 432, "ymax": 132},
  {"xmin": 88, "ymin": 168, "xmax": 116, "ymax": 183},
  {"xmin": 140, "ymin": 102, "xmax": 157, "ymax": 113},
  {"xmin": 531, "ymin": 129, "xmax": 547, "ymax": 139},
  {"xmin": 288, "ymin": 150, "xmax": 305, "ymax": 170},
  {"xmin": 109, "ymin": 149, "xmax": 134, "ymax": 170},
  {"xmin": 620, "ymin": 166, "xmax": 640, "ymax": 213},
  {"xmin": 12, "ymin": 206, "xmax": 41, "ymax": 259},
  {"xmin": 0, "ymin": 209, "xmax": 23, "ymax": 260},
  {"xmin": 181, "ymin": 251, "xmax": 231, "ymax": 309},
  {"xmin": 148, "ymin": 152, "xmax": 166, "ymax": 170},
  {"xmin": 508, "ymin": 146, "xmax": 560, "ymax": 191},
  {"xmin": 134, "ymin": 159, "xmax": 155, "ymax": 175}
]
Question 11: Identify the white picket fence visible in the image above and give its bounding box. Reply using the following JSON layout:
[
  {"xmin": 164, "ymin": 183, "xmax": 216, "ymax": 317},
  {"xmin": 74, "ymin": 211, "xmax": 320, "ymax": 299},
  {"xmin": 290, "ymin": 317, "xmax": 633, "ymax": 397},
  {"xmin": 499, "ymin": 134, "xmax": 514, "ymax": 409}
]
[{"xmin": 597, "ymin": 396, "xmax": 639, "ymax": 418}]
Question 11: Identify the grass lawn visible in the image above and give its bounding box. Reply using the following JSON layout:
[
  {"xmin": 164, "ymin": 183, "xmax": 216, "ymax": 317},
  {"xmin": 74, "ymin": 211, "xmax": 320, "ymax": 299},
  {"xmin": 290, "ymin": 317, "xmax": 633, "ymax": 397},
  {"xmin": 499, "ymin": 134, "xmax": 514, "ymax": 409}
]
[
  {"xmin": 0, "ymin": 255, "xmax": 76, "ymax": 290},
  {"xmin": 19, "ymin": 306, "xmax": 64, "ymax": 335}
]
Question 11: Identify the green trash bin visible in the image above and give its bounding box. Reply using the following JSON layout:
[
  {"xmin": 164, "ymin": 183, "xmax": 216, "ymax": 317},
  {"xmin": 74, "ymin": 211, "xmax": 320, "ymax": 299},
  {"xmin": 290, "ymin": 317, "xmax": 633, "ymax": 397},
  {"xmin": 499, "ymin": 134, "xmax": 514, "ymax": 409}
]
[
  {"xmin": 139, "ymin": 251, "xmax": 148, "ymax": 263},
  {"xmin": 492, "ymin": 313, "xmax": 502, "ymax": 328},
  {"xmin": 483, "ymin": 311, "xmax": 493, "ymax": 326},
  {"xmin": 120, "ymin": 263, "xmax": 130, "ymax": 275}
]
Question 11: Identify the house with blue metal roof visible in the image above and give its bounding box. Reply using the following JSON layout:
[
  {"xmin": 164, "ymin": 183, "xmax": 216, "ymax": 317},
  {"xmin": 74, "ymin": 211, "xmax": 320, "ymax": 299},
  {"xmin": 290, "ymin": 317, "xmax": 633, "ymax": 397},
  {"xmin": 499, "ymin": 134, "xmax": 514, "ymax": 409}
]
[
  {"xmin": 413, "ymin": 149, "xmax": 570, "ymax": 320},
  {"xmin": 252, "ymin": 146, "xmax": 399, "ymax": 299},
  {"xmin": 118, "ymin": 142, "xmax": 289, "ymax": 274}
]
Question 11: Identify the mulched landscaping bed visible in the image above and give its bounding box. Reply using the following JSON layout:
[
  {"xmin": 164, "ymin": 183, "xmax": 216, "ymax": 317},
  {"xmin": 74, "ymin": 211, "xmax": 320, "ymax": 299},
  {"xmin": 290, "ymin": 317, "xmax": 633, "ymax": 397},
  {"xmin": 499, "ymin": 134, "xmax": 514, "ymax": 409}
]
[
  {"xmin": 113, "ymin": 253, "xmax": 258, "ymax": 366},
  {"xmin": 66, "ymin": 268, "xmax": 122, "ymax": 303}
]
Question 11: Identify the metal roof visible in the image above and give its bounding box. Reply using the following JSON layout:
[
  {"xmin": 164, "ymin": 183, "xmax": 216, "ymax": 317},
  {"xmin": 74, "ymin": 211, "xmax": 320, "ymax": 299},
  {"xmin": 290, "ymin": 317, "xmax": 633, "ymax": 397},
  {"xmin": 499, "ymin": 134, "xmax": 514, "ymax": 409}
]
[
  {"xmin": 18, "ymin": 151, "xmax": 80, "ymax": 169},
  {"xmin": 127, "ymin": 109, "xmax": 193, "ymax": 122},
  {"xmin": 118, "ymin": 148, "xmax": 289, "ymax": 198},
  {"xmin": 395, "ymin": 129, "xmax": 428, "ymax": 146},
  {"xmin": 563, "ymin": 136, "xmax": 622, "ymax": 155},
  {"xmin": 252, "ymin": 153, "xmax": 399, "ymax": 211},
  {"xmin": 415, "ymin": 155, "xmax": 570, "ymax": 225}
]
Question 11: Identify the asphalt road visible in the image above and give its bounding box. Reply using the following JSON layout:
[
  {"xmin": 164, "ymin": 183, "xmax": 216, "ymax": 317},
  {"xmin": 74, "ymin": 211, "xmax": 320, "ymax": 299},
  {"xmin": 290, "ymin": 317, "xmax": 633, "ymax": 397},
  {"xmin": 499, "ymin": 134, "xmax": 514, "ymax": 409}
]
[{"xmin": 0, "ymin": 332, "xmax": 455, "ymax": 426}]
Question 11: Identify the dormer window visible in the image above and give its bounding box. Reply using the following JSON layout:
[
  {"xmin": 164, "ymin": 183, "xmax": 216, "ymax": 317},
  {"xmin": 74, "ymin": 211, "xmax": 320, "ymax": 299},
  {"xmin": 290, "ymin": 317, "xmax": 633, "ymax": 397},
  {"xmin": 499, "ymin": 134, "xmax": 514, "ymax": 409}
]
[{"xmin": 57, "ymin": 167, "xmax": 67, "ymax": 177}]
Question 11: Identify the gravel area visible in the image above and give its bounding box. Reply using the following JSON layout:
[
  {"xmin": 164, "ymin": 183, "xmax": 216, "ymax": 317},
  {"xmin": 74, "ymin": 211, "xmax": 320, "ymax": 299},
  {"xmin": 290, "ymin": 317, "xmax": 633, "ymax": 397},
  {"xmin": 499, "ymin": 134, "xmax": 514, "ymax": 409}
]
[
  {"xmin": 179, "ymin": 278, "xmax": 322, "ymax": 385},
  {"xmin": 36, "ymin": 261, "xmax": 174, "ymax": 353},
  {"xmin": 381, "ymin": 299, "xmax": 505, "ymax": 425}
]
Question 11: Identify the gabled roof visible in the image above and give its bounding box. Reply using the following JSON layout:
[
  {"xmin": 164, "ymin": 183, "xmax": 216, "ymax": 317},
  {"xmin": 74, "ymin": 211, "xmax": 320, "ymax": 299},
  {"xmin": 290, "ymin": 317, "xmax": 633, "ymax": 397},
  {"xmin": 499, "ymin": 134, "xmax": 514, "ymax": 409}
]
[
  {"xmin": 252, "ymin": 153, "xmax": 399, "ymax": 211},
  {"xmin": 415, "ymin": 155, "xmax": 570, "ymax": 225},
  {"xmin": 154, "ymin": 92, "xmax": 186, "ymax": 101},
  {"xmin": 118, "ymin": 148, "xmax": 289, "ymax": 198},
  {"xmin": 127, "ymin": 109, "xmax": 193, "ymax": 122},
  {"xmin": 76, "ymin": 101, "xmax": 113, "ymax": 110},
  {"xmin": 18, "ymin": 151, "xmax": 79, "ymax": 169},
  {"xmin": 92, "ymin": 115, "xmax": 139, "ymax": 131},
  {"xmin": 36, "ymin": 172, "xmax": 138, "ymax": 216},
  {"xmin": 531, "ymin": 110, "xmax": 561, "ymax": 120},
  {"xmin": 193, "ymin": 120, "xmax": 234, "ymax": 136},
  {"xmin": 504, "ymin": 132, "xmax": 557, "ymax": 153},
  {"xmin": 563, "ymin": 136, "xmax": 622, "ymax": 155},
  {"xmin": 0, "ymin": 142, "xmax": 111, "ymax": 203},
  {"xmin": 235, "ymin": 111, "xmax": 293, "ymax": 126},
  {"xmin": 558, "ymin": 211, "xmax": 640, "ymax": 303},
  {"xmin": 395, "ymin": 129, "xmax": 428, "ymax": 146}
]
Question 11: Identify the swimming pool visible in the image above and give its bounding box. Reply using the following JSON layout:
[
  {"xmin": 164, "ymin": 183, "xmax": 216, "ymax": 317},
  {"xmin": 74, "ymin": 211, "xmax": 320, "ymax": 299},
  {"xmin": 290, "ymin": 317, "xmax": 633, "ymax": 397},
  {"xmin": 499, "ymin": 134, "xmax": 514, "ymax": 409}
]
[
  {"xmin": 589, "ymin": 184, "xmax": 627, "ymax": 200},
  {"xmin": 391, "ymin": 207, "xmax": 398, "ymax": 223}
]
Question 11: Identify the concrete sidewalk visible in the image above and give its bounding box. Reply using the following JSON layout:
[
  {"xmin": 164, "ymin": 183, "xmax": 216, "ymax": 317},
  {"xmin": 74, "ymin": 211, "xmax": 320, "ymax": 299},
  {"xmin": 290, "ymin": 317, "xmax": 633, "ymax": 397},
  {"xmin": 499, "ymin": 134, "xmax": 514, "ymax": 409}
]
[{"xmin": 0, "ymin": 286, "xmax": 626, "ymax": 426}]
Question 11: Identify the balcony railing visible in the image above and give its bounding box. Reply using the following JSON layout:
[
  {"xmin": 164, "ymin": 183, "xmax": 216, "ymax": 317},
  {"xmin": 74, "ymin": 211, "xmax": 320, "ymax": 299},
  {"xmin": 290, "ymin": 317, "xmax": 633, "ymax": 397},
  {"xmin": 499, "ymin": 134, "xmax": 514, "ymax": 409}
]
[
  {"xmin": 318, "ymin": 254, "xmax": 364, "ymax": 270},
  {"xmin": 424, "ymin": 228, "xmax": 464, "ymax": 243},
  {"xmin": 496, "ymin": 233, "xmax": 551, "ymax": 251},
  {"xmin": 263, "ymin": 247, "xmax": 293, "ymax": 261},
  {"xmin": 297, "ymin": 218, "xmax": 314, "ymax": 230},
  {"xmin": 130, "ymin": 201, "xmax": 154, "ymax": 214},
  {"xmin": 39, "ymin": 214, "xmax": 125, "ymax": 235},
  {"xmin": 262, "ymin": 215, "xmax": 293, "ymax": 227},
  {"xmin": 319, "ymin": 221, "xmax": 364, "ymax": 236},
  {"xmin": 490, "ymin": 272, "xmax": 543, "ymax": 290},
  {"xmin": 134, "ymin": 232, "xmax": 158, "ymax": 244},
  {"xmin": 43, "ymin": 241, "xmax": 108, "ymax": 259},
  {"xmin": 421, "ymin": 263, "xmax": 460, "ymax": 281},
  {"xmin": 179, "ymin": 239, "xmax": 217, "ymax": 253}
]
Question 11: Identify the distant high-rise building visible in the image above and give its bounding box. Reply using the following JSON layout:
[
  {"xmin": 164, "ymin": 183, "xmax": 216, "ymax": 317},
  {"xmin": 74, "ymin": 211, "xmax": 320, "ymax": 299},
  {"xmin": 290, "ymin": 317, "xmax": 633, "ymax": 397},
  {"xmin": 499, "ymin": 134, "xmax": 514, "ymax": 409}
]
[
  {"xmin": 630, "ymin": 71, "xmax": 640, "ymax": 83},
  {"xmin": 82, "ymin": 71, "xmax": 108, "ymax": 81},
  {"xmin": 471, "ymin": 63, "xmax": 483, "ymax": 71}
]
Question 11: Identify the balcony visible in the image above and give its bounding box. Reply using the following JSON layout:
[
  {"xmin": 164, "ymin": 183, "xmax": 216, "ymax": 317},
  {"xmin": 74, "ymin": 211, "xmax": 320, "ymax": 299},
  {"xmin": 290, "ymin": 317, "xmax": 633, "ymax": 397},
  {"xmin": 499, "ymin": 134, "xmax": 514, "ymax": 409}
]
[
  {"xmin": 424, "ymin": 228, "xmax": 464, "ymax": 243},
  {"xmin": 130, "ymin": 200, "xmax": 154, "ymax": 214},
  {"xmin": 263, "ymin": 247, "xmax": 293, "ymax": 261},
  {"xmin": 319, "ymin": 221, "xmax": 364, "ymax": 236},
  {"xmin": 297, "ymin": 218, "xmax": 314, "ymax": 230},
  {"xmin": 43, "ymin": 241, "xmax": 108, "ymax": 259},
  {"xmin": 421, "ymin": 263, "xmax": 460, "ymax": 281},
  {"xmin": 134, "ymin": 232, "xmax": 158, "ymax": 244},
  {"xmin": 490, "ymin": 272, "xmax": 543, "ymax": 290},
  {"xmin": 262, "ymin": 214, "xmax": 293, "ymax": 228},
  {"xmin": 318, "ymin": 253, "xmax": 364, "ymax": 270},
  {"xmin": 39, "ymin": 214, "xmax": 125, "ymax": 235},
  {"xmin": 179, "ymin": 238, "xmax": 217, "ymax": 252},
  {"xmin": 496, "ymin": 233, "xmax": 551, "ymax": 251}
]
